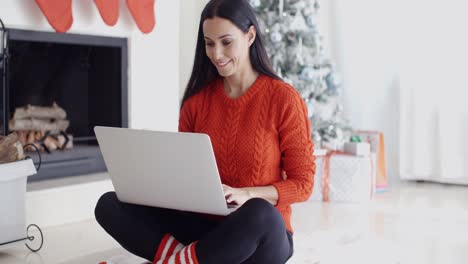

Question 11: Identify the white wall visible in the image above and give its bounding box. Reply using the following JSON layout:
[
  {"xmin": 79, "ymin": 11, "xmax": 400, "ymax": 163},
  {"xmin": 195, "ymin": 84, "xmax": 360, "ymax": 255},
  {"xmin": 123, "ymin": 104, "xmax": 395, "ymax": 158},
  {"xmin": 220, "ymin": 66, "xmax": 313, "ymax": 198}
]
[
  {"xmin": 329, "ymin": 0, "xmax": 399, "ymax": 184},
  {"xmin": 179, "ymin": 0, "xmax": 209, "ymax": 97},
  {"xmin": 0, "ymin": 0, "xmax": 180, "ymax": 132},
  {"xmin": 400, "ymin": 1, "xmax": 468, "ymax": 183}
]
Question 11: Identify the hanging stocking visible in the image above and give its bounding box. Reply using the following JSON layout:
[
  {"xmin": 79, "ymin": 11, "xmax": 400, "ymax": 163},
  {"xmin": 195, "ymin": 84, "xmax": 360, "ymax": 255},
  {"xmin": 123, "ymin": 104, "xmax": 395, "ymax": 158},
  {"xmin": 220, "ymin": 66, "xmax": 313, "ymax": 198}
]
[
  {"xmin": 94, "ymin": 0, "xmax": 119, "ymax": 26},
  {"xmin": 34, "ymin": 0, "xmax": 73, "ymax": 33},
  {"xmin": 126, "ymin": 0, "xmax": 156, "ymax": 34}
]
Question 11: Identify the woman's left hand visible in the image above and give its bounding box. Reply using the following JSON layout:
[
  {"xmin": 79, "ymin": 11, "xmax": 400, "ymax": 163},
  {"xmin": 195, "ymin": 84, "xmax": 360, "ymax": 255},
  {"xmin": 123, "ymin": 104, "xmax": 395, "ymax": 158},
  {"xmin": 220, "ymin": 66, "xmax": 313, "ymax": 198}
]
[{"xmin": 222, "ymin": 184, "xmax": 252, "ymax": 207}]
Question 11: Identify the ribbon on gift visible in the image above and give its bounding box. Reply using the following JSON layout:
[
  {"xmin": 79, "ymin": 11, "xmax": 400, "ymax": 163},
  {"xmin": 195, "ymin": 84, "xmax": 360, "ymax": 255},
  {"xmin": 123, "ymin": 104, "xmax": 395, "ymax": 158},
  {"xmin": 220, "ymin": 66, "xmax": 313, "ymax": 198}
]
[{"xmin": 320, "ymin": 150, "xmax": 375, "ymax": 202}]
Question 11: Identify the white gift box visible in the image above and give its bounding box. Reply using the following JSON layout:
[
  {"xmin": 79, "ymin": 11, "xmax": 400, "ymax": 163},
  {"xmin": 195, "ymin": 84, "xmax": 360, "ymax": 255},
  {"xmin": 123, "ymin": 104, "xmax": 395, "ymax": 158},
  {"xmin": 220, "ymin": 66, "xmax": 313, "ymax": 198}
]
[
  {"xmin": 0, "ymin": 159, "xmax": 37, "ymax": 245},
  {"xmin": 343, "ymin": 142, "xmax": 371, "ymax": 156},
  {"xmin": 310, "ymin": 153, "xmax": 376, "ymax": 202}
]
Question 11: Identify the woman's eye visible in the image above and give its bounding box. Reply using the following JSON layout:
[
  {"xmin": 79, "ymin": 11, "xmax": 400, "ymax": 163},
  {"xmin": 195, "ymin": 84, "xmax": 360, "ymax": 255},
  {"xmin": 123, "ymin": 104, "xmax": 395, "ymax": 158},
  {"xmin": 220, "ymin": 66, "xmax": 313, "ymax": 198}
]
[
  {"xmin": 223, "ymin": 41, "xmax": 232, "ymax": 46},
  {"xmin": 205, "ymin": 42, "xmax": 214, "ymax": 47}
]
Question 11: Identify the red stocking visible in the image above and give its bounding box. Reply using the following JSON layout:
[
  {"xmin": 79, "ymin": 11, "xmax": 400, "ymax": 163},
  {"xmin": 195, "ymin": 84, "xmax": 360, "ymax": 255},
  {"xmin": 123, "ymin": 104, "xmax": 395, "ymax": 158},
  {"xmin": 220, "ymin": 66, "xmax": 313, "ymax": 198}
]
[
  {"xmin": 126, "ymin": 0, "xmax": 156, "ymax": 34},
  {"xmin": 94, "ymin": 0, "xmax": 119, "ymax": 26},
  {"xmin": 34, "ymin": 0, "xmax": 73, "ymax": 33}
]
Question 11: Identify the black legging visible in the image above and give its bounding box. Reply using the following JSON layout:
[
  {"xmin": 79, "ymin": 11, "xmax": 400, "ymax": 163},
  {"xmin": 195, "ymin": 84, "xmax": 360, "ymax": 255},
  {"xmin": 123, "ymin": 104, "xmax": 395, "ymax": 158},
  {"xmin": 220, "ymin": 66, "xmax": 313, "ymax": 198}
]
[{"xmin": 95, "ymin": 192, "xmax": 293, "ymax": 264}]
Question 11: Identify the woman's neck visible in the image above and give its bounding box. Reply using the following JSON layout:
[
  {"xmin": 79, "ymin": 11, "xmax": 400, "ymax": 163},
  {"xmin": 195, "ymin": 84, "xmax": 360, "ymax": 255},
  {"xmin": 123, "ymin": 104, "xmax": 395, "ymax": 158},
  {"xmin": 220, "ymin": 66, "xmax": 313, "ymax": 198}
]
[{"xmin": 223, "ymin": 63, "xmax": 259, "ymax": 99}]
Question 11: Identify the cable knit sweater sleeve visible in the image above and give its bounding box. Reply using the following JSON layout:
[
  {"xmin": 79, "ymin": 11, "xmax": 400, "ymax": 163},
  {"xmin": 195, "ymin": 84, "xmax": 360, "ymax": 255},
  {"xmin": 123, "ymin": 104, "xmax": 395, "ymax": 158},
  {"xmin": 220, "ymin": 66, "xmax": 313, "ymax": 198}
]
[
  {"xmin": 178, "ymin": 97, "xmax": 197, "ymax": 133},
  {"xmin": 272, "ymin": 84, "xmax": 316, "ymax": 208}
]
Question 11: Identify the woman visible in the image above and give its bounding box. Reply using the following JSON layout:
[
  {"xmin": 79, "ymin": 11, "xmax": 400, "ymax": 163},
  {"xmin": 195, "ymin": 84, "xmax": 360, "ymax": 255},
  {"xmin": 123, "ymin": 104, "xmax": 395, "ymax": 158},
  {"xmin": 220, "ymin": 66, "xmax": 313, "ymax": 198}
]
[{"xmin": 95, "ymin": 0, "xmax": 315, "ymax": 263}]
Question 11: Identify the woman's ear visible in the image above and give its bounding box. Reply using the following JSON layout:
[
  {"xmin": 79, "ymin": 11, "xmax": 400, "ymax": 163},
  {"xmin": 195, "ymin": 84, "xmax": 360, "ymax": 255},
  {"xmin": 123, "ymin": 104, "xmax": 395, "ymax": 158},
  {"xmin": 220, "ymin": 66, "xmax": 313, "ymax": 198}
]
[{"xmin": 248, "ymin": 25, "xmax": 257, "ymax": 47}]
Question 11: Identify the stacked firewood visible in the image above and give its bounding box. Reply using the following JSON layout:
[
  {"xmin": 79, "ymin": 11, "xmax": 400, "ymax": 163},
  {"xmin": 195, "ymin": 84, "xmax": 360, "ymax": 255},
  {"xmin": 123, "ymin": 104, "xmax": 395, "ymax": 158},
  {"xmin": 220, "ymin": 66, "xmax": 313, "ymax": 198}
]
[
  {"xmin": 16, "ymin": 130, "xmax": 73, "ymax": 152},
  {"xmin": 9, "ymin": 103, "xmax": 73, "ymax": 152}
]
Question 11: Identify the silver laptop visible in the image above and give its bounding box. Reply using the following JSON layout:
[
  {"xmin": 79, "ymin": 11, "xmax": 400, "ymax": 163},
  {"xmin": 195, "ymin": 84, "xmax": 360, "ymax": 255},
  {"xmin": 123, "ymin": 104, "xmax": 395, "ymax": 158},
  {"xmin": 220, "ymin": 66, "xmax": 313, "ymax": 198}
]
[{"xmin": 94, "ymin": 126, "xmax": 237, "ymax": 215}]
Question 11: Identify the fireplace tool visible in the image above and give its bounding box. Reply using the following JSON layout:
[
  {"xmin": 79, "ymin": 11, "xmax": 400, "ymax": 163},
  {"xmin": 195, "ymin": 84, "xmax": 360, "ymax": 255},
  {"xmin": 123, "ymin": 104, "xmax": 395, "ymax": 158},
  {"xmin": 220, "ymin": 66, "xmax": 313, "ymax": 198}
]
[{"xmin": 1, "ymin": 17, "xmax": 7, "ymax": 136}]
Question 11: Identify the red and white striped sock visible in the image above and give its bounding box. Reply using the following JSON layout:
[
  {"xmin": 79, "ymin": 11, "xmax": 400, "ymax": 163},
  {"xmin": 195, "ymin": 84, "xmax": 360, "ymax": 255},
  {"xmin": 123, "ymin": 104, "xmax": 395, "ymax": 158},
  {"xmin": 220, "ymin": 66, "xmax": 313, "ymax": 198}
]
[{"xmin": 153, "ymin": 234, "xmax": 199, "ymax": 264}]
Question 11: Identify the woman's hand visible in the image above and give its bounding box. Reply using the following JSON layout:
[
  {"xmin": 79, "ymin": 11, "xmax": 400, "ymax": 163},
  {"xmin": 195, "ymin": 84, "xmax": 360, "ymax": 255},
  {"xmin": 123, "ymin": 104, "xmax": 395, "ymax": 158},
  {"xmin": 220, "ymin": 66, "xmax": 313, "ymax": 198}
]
[
  {"xmin": 223, "ymin": 184, "xmax": 279, "ymax": 206},
  {"xmin": 222, "ymin": 184, "xmax": 253, "ymax": 207}
]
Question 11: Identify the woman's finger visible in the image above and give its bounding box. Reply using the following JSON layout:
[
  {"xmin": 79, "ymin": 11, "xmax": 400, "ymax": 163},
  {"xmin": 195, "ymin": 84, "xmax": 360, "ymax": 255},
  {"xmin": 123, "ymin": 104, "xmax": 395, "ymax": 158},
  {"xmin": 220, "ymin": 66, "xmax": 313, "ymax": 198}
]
[{"xmin": 226, "ymin": 194, "xmax": 237, "ymax": 204}]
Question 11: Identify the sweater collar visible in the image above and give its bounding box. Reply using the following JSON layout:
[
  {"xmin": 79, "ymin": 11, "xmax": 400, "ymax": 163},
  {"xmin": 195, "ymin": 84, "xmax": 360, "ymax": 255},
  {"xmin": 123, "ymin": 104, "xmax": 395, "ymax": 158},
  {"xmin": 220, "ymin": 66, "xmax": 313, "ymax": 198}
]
[{"xmin": 215, "ymin": 74, "xmax": 268, "ymax": 107}]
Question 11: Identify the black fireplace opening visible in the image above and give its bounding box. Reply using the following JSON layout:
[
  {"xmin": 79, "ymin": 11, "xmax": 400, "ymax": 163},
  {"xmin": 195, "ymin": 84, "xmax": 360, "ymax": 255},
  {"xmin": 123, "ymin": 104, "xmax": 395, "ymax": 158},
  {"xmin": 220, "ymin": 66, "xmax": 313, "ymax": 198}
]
[{"xmin": 0, "ymin": 29, "xmax": 128, "ymax": 182}]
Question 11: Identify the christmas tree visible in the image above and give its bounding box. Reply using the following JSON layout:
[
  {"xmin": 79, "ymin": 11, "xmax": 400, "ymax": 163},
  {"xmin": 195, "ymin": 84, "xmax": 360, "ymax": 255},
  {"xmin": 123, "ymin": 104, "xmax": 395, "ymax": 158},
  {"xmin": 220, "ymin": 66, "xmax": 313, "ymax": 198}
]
[{"xmin": 250, "ymin": 0, "xmax": 351, "ymax": 149}]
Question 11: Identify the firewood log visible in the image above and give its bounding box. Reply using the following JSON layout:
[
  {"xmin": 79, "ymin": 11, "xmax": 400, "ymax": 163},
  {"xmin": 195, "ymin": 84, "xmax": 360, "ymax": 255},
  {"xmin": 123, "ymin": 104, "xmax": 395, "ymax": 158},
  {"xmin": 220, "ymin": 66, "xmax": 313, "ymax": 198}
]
[
  {"xmin": 28, "ymin": 131, "xmax": 35, "ymax": 143},
  {"xmin": 9, "ymin": 119, "xmax": 70, "ymax": 132},
  {"xmin": 12, "ymin": 102, "xmax": 67, "ymax": 120},
  {"xmin": 57, "ymin": 134, "xmax": 73, "ymax": 149},
  {"xmin": 0, "ymin": 133, "xmax": 25, "ymax": 164},
  {"xmin": 43, "ymin": 136, "xmax": 58, "ymax": 152},
  {"xmin": 35, "ymin": 131, "xmax": 42, "ymax": 142},
  {"xmin": 17, "ymin": 131, "xmax": 27, "ymax": 145}
]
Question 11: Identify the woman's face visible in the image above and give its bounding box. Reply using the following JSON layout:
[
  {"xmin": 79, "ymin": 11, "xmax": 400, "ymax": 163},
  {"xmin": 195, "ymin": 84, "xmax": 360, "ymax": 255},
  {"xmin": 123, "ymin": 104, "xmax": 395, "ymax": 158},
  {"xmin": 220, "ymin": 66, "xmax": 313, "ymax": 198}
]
[{"xmin": 203, "ymin": 17, "xmax": 255, "ymax": 77}]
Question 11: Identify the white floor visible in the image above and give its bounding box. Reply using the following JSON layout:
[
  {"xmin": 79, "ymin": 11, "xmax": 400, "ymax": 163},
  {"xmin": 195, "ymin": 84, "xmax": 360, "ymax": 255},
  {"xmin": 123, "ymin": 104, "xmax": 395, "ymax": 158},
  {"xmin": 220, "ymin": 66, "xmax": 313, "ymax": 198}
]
[{"xmin": 1, "ymin": 180, "xmax": 468, "ymax": 264}]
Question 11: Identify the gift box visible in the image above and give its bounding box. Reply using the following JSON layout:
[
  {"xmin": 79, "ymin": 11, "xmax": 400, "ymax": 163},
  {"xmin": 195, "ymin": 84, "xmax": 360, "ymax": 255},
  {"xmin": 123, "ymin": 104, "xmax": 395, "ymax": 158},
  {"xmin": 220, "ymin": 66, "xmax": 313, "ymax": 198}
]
[
  {"xmin": 343, "ymin": 142, "xmax": 370, "ymax": 156},
  {"xmin": 310, "ymin": 152, "xmax": 376, "ymax": 202},
  {"xmin": 353, "ymin": 131, "xmax": 388, "ymax": 192}
]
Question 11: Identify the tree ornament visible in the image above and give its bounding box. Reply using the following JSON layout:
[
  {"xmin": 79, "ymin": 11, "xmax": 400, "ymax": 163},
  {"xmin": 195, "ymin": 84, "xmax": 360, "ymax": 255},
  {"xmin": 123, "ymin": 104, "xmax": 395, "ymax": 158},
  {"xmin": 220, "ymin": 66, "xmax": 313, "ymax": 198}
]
[
  {"xmin": 305, "ymin": 13, "xmax": 317, "ymax": 27},
  {"xmin": 270, "ymin": 31, "xmax": 283, "ymax": 44},
  {"xmin": 300, "ymin": 66, "xmax": 317, "ymax": 81},
  {"xmin": 249, "ymin": 0, "xmax": 262, "ymax": 8},
  {"xmin": 286, "ymin": 31, "xmax": 297, "ymax": 42}
]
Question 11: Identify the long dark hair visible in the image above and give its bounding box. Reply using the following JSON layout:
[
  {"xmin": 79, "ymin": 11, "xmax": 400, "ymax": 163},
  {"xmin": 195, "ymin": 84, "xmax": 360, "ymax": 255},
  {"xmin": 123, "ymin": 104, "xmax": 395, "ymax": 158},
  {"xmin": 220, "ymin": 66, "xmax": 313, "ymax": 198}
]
[{"xmin": 181, "ymin": 0, "xmax": 280, "ymax": 107}]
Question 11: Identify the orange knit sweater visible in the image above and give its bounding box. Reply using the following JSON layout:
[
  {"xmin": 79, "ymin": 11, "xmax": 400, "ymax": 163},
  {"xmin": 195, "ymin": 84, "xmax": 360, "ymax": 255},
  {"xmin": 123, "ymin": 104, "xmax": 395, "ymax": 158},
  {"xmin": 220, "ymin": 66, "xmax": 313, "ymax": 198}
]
[{"xmin": 178, "ymin": 74, "xmax": 316, "ymax": 232}]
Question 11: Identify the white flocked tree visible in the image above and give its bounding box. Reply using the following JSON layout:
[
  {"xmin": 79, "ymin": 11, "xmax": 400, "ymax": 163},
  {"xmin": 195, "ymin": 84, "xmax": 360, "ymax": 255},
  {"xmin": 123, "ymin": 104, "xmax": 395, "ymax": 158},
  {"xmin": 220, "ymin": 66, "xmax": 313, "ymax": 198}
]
[{"xmin": 250, "ymin": 0, "xmax": 351, "ymax": 149}]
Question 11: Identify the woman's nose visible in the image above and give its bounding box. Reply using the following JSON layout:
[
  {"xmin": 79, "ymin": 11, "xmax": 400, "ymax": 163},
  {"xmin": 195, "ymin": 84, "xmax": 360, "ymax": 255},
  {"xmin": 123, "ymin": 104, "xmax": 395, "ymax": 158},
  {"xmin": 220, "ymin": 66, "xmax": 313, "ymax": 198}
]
[{"xmin": 213, "ymin": 46, "xmax": 223, "ymax": 60}]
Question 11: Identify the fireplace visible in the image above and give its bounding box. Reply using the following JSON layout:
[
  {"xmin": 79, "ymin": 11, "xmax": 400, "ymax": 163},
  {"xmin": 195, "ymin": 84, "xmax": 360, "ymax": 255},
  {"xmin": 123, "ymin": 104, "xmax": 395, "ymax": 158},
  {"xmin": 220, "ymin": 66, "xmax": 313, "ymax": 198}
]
[{"xmin": 0, "ymin": 29, "xmax": 128, "ymax": 182}]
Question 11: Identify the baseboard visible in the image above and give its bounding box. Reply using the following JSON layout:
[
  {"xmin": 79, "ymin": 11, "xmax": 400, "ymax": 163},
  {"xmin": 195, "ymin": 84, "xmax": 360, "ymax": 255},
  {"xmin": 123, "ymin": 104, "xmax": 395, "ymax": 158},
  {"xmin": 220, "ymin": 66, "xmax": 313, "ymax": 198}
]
[
  {"xmin": 400, "ymin": 172, "xmax": 468, "ymax": 185},
  {"xmin": 26, "ymin": 172, "xmax": 115, "ymax": 228}
]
